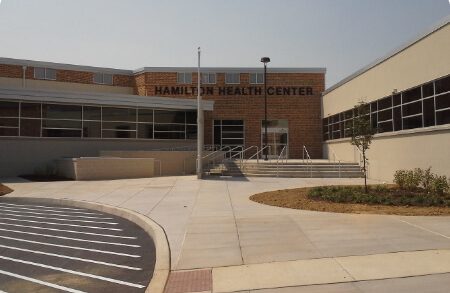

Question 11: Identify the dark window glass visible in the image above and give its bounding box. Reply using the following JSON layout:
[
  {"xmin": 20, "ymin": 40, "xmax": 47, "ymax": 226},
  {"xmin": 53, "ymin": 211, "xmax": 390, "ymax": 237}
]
[
  {"xmin": 0, "ymin": 101, "xmax": 19, "ymax": 117},
  {"xmin": 0, "ymin": 118, "xmax": 19, "ymax": 127},
  {"xmin": 378, "ymin": 96, "xmax": 392, "ymax": 110},
  {"xmin": 214, "ymin": 120, "xmax": 221, "ymax": 126},
  {"xmin": 378, "ymin": 109, "xmax": 392, "ymax": 121},
  {"xmin": 42, "ymin": 129, "xmax": 82, "ymax": 138},
  {"xmin": 43, "ymin": 104, "xmax": 82, "ymax": 120},
  {"xmin": 402, "ymin": 87, "xmax": 421, "ymax": 103},
  {"xmin": 138, "ymin": 109, "xmax": 154, "ymax": 123},
  {"xmin": 402, "ymin": 101, "xmax": 422, "ymax": 116},
  {"xmin": 42, "ymin": 120, "xmax": 82, "ymax": 129},
  {"xmin": 222, "ymin": 120, "xmax": 243, "ymax": 126},
  {"xmin": 137, "ymin": 123, "xmax": 153, "ymax": 139},
  {"xmin": 393, "ymin": 107, "xmax": 402, "ymax": 131},
  {"xmin": 21, "ymin": 103, "xmax": 41, "ymax": 118},
  {"xmin": 83, "ymin": 106, "xmax": 101, "ymax": 120},
  {"xmin": 102, "ymin": 130, "xmax": 136, "ymax": 138},
  {"xmin": 423, "ymin": 82, "xmax": 434, "ymax": 97},
  {"xmin": 436, "ymin": 109, "xmax": 450, "ymax": 125},
  {"xmin": 423, "ymin": 98, "xmax": 435, "ymax": 127},
  {"xmin": 102, "ymin": 107, "xmax": 136, "ymax": 122},
  {"xmin": 0, "ymin": 127, "xmax": 18, "ymax": 136},
  {"xmin": 344, "ymin": 110, "xmax": 353, "ymax": 119},
  {"xmin": 222, "ymin": 138, "xmax": 244, "ymax": 145},
  {"xmin": 370, "ymin": 101, "xmax": 378, "ymax": 112},
  {"xmin": 378, "ymin": 121, "xmax": 393, "ymax": 133},
  {"xmin": 186, "ymin": 111, "xmax": 197, "ymax": 124},
  {"xmin": 222, "ymin": 132, "xmax": 244, "ymax": 139},
  {"xmin": 222, "ymin": 125, "xmax": 244, "ymax": 132},
  {"xmin": 186, "ymin": 125, "xmax": 197, "ymax": 139},
  {"xmin": 213, "ymin": 126, "xmax": 221, "ymax": 144},
  {"xmin": 83, "ymin": 121, "xmax": 101, "ymax": 138},
  {"xmin": 332, "ymin": 130, "xmax": 340, "ymax": 140},
  {"xmin": 393, "ymin": 94, "xmax": 401, "ymax": 106},
  {"xmin": 323, "ymin": 132, "xmax": 329, "ymax": 141},
  {"xmin": 371, "ymin": 113, "xmax": 377, "ymax": 129},
  {"xmin": 154, "ymin": 124, "xmax": 185, "ymax": 132},
  {"xmin": 403, "ymin": 115, "xmax": 422, "ymax": 130},
  {"xmin": 435, "ymin": 93, "xmax": 450, "ymax": 110},
  {"xmin": 154, "ymin": 110, "xmax": 185, "ymax": 124},
  {"xmin": 340, "ymin": 122, "xmax": 345, "ymax": 137},
  {"xmin": 323, "ymin": 117, "xmax": 329, "ymax": 126},
  {"xmin": 435, "ymin": 75, "xmax": 450, "ymax": 94},
  {"xmin": 102, "ymin": 121, "xmax": 136, "ymax": 130},
  {"xmin": 154, "ymin": 132, "xmax": 185, "ymax": 139},
  {"xmin": 20, "ymin": 119, "xmax": 40, "ymax": 137}
]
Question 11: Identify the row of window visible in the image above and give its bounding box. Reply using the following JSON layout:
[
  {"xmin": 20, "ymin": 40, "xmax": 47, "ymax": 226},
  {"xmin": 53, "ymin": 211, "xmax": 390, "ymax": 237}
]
[
  {"xmin": 34, "ymin": 67, "xmax": 114, "ymax": 85},
  {"xmin": 0, "ymin": 100, "xmax": 197, "ymax": 140},
  {"xmin": 177, "ymin": 72, "xmax": 264, "ymax": 85},
  {"xmin": 323, "ymin": 74, "xmax": 450, "ymax": 141}
]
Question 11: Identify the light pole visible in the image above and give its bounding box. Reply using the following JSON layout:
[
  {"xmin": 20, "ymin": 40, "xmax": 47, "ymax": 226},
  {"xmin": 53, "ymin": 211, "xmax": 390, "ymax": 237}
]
[
  {"xmin": 197, "ymin": 47, "xmax": 203, "ymax": 179},
  {"xmin": 261, "ymin": 57, "xmax": 270, "ymax": 161}
]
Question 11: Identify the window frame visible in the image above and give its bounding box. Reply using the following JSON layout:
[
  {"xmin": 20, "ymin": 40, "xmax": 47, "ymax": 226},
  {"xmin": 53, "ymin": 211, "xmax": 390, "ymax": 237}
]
[{"xmin": 34, "ymin": 67, "xmax": 57, "ymax": 81}]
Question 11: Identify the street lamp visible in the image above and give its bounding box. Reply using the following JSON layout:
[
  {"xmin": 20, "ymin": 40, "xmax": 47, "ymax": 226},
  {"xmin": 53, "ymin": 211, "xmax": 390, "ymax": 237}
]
[{"xmin": 261, "ymin": 57, "xmax": 270, "ymax": 161}]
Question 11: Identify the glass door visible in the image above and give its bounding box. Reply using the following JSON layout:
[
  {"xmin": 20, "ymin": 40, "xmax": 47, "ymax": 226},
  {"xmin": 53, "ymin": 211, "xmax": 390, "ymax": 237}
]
[{"xmin": 261, "ymin": 120, "xmax": 288, "ymax": 159}]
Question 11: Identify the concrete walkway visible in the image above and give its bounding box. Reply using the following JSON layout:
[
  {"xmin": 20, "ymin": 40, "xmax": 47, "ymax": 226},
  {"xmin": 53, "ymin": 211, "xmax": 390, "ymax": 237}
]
[{"xmin": 2, "ymin": 176, "xmax": 450, "ymax": 292}]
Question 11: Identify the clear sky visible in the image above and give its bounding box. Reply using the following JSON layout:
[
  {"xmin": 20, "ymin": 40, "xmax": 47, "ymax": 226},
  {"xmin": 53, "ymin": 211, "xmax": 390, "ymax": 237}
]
[{"xmin": 0, "ymin": 0, "xmax": 449, "ymax": 87}]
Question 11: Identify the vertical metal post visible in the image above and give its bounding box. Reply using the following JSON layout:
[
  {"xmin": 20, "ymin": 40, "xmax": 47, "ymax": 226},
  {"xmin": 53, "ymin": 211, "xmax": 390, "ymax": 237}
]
[
  {"xmin": 197, "ymin": 47, "xmax": 204, "ymax": 179},
  {"xmin": 263, "ymin": 63, "xmax": 268, "ymax": 161}
]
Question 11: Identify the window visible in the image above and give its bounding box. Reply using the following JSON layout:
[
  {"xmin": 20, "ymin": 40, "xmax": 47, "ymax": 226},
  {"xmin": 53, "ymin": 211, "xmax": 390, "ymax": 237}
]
[
  {"xmin": 34, "ymin": 67, "xmax": 56, "ymax": 80},
  {"xmin": 93, "ymin": 73, "xmax": 114, "ymax": 85},
  {"xmin": 225, "ymin": 73, "xmax": 240, "ymax": 84},
  {"xmin": 322, "ymin": 74, "xmax": 450, "ymax": 141},
  {"xmin": 42, "ymin": 104, "xmax": 82, "ymax": 138},
  {"xmin": 214, "ymin": 120, "xmax": 244, "ymax": 156},
  {"xmin": 102, "ymin": 107, "xmax": 137, "ymax": 138},
  {"xmin": 249, "ymin": 73, "xmax": 264, "ymax": 84},
  {"xmin": 201, "ymin": 73, "xmax": 216, "ymax": 84},
  {"xmin": 0, "ymin": 101, "xmax": 19, "ymax": 137},
  {"xmin": 177, "ymin": 72, "xmax": 192, "ymax": 84}
]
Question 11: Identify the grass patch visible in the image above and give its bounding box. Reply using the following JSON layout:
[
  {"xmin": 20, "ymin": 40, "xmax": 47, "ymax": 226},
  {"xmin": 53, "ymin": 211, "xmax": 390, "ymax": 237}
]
[
  {"xmin": 0, "ymin": 183, "xmax": 13, "ymax": 196},
  {"xmin": 250, "ymin": 185, "xmax": 450, "ymax": 216}
]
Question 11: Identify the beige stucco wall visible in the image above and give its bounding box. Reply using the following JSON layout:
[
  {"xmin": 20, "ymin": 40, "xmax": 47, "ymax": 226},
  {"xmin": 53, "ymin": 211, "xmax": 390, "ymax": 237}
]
[
  {"xmin": 324, "ymin": 127, "xmax": 450, "ymax": 182},
  {"xmin": 322, "ymin": 24, "xmax": 450, "ymax": 116},
  {"xmin": 0, "ymin": 138, "xmax": 196, "ymax": 177},
  {"xmin": 56, "ymin": 157, "xmax": 155, "ymax": 180},
  {"xmin": 0, "ymin": 77, "xmax": 134, "ymax": 95}
]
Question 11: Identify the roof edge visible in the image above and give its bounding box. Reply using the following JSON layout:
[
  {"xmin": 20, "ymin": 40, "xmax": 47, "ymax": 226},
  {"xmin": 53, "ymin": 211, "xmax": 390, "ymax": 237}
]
[
  {"xmin": 134, "ymin": 67, "xmax": 326, "ymax": 74},
  {"xmin": 323, "ymin": 14, "xmax": 450, "ymax": 96}
]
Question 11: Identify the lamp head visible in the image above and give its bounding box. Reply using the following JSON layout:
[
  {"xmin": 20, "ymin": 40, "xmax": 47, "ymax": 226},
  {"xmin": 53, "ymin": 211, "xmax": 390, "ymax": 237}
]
[{"xmin": 260, "ymin": 57, "xmax": 271, "ymax": 64}]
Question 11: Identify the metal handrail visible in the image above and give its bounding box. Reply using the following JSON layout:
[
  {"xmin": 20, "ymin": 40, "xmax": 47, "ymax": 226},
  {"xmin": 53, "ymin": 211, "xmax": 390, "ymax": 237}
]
[
  {"xmin": 229, "ymin": 145, "xmax": 259, "ymax": 168},
  {"xmin": 276, "ymin": 145, "xmax": 287, "ymax": 177},
  {"xmin": 303, "ymin": 145, "xmax": 312, "ymax": 178},
  {"xmin": 202, "ymin": 146, "xmax": 231, "ymax": 160},
  {"xmin": 330, "ymin": 149, "xmax": 341, "ymax": 178},
  {"xmin": 246, "ymin": 145, "xmax": 271, "ymax": 164}
]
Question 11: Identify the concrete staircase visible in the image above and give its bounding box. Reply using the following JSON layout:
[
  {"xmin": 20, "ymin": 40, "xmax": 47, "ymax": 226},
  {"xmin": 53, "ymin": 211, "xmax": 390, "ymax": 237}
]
[{"xmin": 207, "ymin": 159, "xmax": 363, "ymax": 178}]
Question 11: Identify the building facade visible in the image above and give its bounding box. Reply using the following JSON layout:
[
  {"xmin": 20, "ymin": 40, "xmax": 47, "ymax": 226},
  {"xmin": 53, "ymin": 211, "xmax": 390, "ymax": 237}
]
[
  {"xmin": 322, "ymin": 16, "xmax": 450, "ymax": 181},
  {"xmin": 0, "ymin": 58, "xmax": 325, "ymax": 176}
]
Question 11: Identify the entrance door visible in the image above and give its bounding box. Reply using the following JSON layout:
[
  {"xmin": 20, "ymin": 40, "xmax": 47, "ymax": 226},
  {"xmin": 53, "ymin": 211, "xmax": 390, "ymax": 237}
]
[{"xmin": 261, "ymin": 120, "xmax": 288, "ymax": 159}]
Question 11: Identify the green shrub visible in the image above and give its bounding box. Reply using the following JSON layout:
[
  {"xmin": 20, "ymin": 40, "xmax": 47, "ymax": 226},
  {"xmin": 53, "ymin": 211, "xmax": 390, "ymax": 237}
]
[
  {"xmin": 394, "ymin": 170, "xmax": 407, "ymax": 189},
  {"xmin": 431, "ymin": 175, "xmax": 449, "ymax": 196},
  {"xmin": 421, "ymin": 167, "xmax": 434, "ymax": 193}
]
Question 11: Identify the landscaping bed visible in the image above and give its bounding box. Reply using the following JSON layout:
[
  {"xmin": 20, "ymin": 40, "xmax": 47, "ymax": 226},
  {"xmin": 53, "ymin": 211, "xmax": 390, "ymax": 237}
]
[
  {"xmin": 250, "ymin": 185, "xmax": 450, "ymax": 216},
  {"xmin": 0, "ymin": 183, "xmax": 13, "ymax": 196}
]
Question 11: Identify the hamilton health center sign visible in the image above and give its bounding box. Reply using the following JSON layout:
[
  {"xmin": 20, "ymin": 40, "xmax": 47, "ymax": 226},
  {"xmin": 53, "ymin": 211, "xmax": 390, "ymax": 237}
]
[{"xmin": 154, "ymin": 86, "xmax": 314, "ymax": 96}]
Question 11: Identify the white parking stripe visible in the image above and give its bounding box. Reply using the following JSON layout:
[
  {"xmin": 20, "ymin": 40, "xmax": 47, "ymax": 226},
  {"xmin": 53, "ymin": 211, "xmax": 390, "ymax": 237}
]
[
  {"xmin": 0, "ymin": 207, "xmax": 113, "ymax": 220},
  {"xmin": 0, "ymin": 212, "xmax": 118, "ymax": 225},
  {"xmin": 0, "ymin": 255, "xmax": 145, "ymax": 288},
  {"xmin": 0, "ymin": 217, "xmax": 122, "ymax": 231},
  {"xmin": 0, "ymin": 269, "xmax": 86, "ymax": 293},
  {"xmin": 0, "ymin": 244, "xmax": 142, "ymax": 271},
  {"xmin": 0, "ymin": 228, "xmax": 140, "ymax": 247},
  {"xmin": 0, "ymin": 204, "xmax": 102, "ymax": 216},
  {"xmin": 0, "ymin": 202, "xmax": 88, "ymax": 212},
  {"xmin": 0, "ymin": 235, "xmax": 141, "ymax": 257},
  {"xmin": 0, "ymin": 222, "xmax": 136, "ymax": 239}
]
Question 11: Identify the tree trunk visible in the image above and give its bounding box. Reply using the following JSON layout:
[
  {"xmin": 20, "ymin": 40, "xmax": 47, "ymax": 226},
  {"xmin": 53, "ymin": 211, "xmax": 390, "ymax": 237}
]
[{"xmin": 363, "ymin": 149, "xmax": 368, "ymax": 193}]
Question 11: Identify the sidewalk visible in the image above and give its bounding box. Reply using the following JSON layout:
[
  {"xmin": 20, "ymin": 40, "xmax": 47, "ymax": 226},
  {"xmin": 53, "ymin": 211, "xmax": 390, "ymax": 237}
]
[{"xmin": 2, "ymin": 176, "xmax": 450, "ymax": 292}]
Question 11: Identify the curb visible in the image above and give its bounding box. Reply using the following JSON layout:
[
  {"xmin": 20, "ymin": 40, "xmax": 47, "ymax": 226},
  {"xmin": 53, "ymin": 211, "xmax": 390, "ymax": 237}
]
[{"xmin": 2, "ymin": 197, "xmax": 171, "ymax": 293}]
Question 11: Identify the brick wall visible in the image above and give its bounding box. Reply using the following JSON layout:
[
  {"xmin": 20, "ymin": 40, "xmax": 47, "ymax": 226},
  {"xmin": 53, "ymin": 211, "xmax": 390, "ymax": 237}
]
[{"xmin": 138, "ymin": 71, "xmax": 325, "ymax": 159}]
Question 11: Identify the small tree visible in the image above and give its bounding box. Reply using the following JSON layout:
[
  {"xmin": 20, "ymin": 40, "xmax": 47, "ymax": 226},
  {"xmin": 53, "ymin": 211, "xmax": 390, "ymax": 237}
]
[{"xmin": 350, "ymin": 101, "xmax": 375, "ymax": 193}]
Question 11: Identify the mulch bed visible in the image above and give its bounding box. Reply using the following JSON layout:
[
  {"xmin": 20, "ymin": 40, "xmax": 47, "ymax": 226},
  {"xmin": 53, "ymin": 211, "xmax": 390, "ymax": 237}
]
[
  {"xmin": 250, "ymin": 187, "xmax": 450, "ymax": 216},
  {"xmin": 0, "ymin": 184, "xmax": 13, "ymax": 196}
]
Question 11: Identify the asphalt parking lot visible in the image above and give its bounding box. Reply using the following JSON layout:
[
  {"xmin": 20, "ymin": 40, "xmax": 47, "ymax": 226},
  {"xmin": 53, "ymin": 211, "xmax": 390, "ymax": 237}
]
[{"xmin": 0, "ymin": 198, "xmax": 156, "ymax": 293}]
